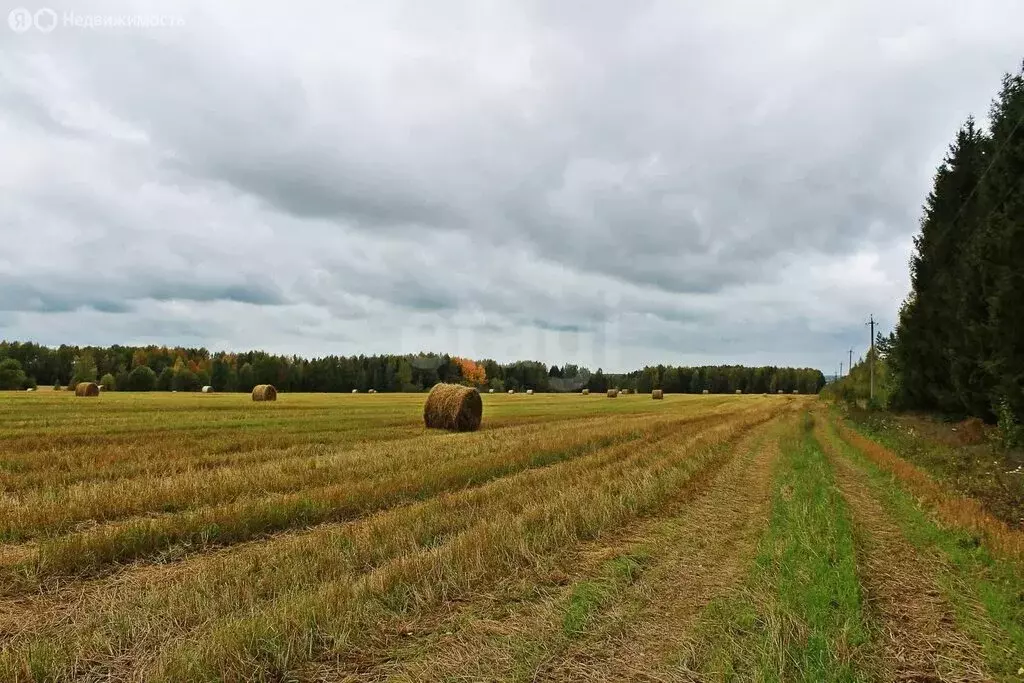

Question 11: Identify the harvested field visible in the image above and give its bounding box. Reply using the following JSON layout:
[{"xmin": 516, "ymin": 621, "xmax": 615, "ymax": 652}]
[{"xmin": 0, "ymin": 392, "xmax": 1020, "ymax": 681}]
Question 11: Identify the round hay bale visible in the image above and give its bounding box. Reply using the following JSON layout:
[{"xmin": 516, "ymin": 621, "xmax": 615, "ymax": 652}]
[
  {"xmin": 488, "ymin": 388, "xmax": 495, "ymax": 393},
  {"xmin": 582, "ymin": 388, "xmax": 590, "ymax": 395},
  {"xmin": 252, "ymin": 384, "xmax": 277, "ymax": 401},
  {"xmin": 701, "ymin": 389, "xmax": 709, "ymax": 395},
  {"xmin": 74, "ymin": 382, "xmax": 99, "ymax": 397},
  {"xmin": 735, "ymin": 389, "xmax": 742, "ymax": 394},
  {"xmin": 607, "ymin": 389, "xmax": 618, "ymax": 398},
  {"xmin": 352, "ymin": 389, "xmax": 358, "ymax": 393},
  {"xmin": 652, "ymin": 389, "xmax": 664, "ymax": 399},
  {"xmin": 777, "ymin": 390, "xmax": 783, "ymax": 394},
  {"xmin": 201, "ymin": 385, "xmax": 214, "ymax": 393},
  {"xmin": 508, "ymin": 389, "xmax": 515, "ymax": 394},
  {"xmin": 369, "ymin": 388, "xmax": 377, "ymax": 394},
  {"xmin": 792, "ymin": 389, "xmax": 799, "ymax": 394},
  {"xmin": 423, "ymin": 383, "xmax": 482, "ymax": 432},
  {"xmin": 526, "ymin": 389, "xmax": 534, "ymax": 395}
]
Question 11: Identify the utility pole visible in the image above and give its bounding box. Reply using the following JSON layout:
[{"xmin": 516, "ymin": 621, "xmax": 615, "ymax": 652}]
[
  {"xmin": 848, "ymin": 349, "xmax": 853, "ymax": 377},
  {"xmin": 866, "ymin": 315, "xmax": 876, "ymax": 402},
  {"xmin": 840, "ymin": 361, "xmax": 843, "ymax": 379}
]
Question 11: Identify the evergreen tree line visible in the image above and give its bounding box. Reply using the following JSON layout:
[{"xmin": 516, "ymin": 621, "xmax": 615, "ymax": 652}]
[
  {"xmin": 596, "ymin": 364, "xmax": 825, "ymax": 395},
  {"xmin": 886, "ymin": 64, "xmax": 1024, "ymax": 424},
  {"xmin": 0, "ymin": 339, "xmax": 824, "ymax": 394}
]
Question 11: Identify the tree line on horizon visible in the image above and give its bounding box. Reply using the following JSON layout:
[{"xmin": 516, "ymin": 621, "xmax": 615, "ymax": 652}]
[
  {"xmin": 0, "ymin": 339, "xmax": 825, "ymax": 395},
  {"xmin": 827, "ymin": 63, "xmax": 1023, "ymax": 438}
]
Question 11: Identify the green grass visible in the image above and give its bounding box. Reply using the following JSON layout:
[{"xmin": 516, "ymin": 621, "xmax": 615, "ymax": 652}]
[
  {"xmin": 822, "ymin": 421, "xmax": 1024, "ymax": 680},
  {"xmin": 841, "ymin": 408, "xmax": 1024, "ymax": 529},
  {"xmin": 678, "ymin": 415, "xmax": 874, "ymax": 682},
  {"xmin": 561, "ymin": 551, "xmax": 650, "ymax": 637}
]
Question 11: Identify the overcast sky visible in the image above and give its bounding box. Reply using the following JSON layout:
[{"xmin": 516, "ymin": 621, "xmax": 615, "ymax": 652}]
[{"xmin": 1, "ymin": 1, "xmax": 1022, "ymax": 372}]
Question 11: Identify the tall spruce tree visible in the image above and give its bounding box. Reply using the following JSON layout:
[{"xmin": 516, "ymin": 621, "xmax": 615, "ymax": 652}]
[
  {"xmin": 981, "ymin": 68, "xmax": 1024, "ymax": 421},
  {"xmin": 894, "ymin": 118, "xmax": 987, "ymax": 412},
  {"xmin": 891, "ymin": 63, "xmax": 1024, "ymax": 421}
]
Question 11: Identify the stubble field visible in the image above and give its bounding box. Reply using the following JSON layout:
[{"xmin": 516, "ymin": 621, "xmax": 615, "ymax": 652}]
[{"xmin": 0, "ymin": 391, "xmax": 1021, "ymax": 682}]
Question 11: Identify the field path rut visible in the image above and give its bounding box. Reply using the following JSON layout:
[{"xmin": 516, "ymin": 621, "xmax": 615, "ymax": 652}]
[{"xmin": 822, "ymin": 426, "xmax": 991, "ymax": 682}]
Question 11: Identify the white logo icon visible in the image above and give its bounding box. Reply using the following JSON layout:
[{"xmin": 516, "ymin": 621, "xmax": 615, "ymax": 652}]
[
  {"xmin": 7, "ymin": 7, "xmax": 33, "ymax": 32},
  {"xmin": 34, "ymin": 7, "xmax": 56, "ymax": 32}
]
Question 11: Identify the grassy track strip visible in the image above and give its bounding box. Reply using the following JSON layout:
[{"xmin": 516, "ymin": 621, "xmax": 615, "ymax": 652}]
[
  {"xmin": 824, "ymin": 417, "xmax": 1024, "ymax": 680},
  {"xmin": 814, "ymin": 422, "xmax": 989, "ymax": 681},
  {"xmin": 676, "ymin": 414, "xmax": 876, "ymax": 682},
  {"xmin": 833, "ymin": 420, "xmax": 1024, "ymax": 562}
]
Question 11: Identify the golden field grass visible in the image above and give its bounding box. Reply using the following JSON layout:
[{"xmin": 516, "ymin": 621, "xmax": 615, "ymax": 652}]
[{"xmin": 1, "ymin": 391, "xmax": 1022, "ymax": 681}]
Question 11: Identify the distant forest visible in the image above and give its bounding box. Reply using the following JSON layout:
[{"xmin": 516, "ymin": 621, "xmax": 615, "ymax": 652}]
[
  {"xmin": 0, "ymin": 340, "xmax": 826, "ymax": 395},
  {"xmin": 829, "ymin": 64, "xmax": 1023, "ymax": 434}
]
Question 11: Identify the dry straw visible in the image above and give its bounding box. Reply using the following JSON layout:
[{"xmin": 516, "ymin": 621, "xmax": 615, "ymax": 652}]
[
  {"xmin": 829, "ymin": 421, "xmax": 1024, "ymax": 561},
  {"xmin": 423, "ymin": 383, "xmax": 483, "ymax": 432},
  {"xmin": 252, "ymin": 384, "xmax": 277, "ymax": 401},
  {"xmin": 74, "ymin": 382, "xmax": 99, "ymax": 397},
  {"xmin": 652, "ymin": 389, "xmax": 664, "ymax": 399},
  {"xmin": 607, "ymin": 389, "xmax": 618, "ymax": 398}
]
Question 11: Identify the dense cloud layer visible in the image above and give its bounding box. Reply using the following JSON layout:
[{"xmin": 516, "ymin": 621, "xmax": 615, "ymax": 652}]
[{"xmin": 2, "ymin": 0, "xmax": 1022, "ymax": 371}]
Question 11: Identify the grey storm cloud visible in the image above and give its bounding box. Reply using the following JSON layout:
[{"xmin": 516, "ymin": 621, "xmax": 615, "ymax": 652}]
[
  {"xmin": 1, "ymin": 0, "xmax": 1023, "ymax": 370},
  {"xmin": 0, "ymin": 274, "xmax": 285, "ymax": 313}
]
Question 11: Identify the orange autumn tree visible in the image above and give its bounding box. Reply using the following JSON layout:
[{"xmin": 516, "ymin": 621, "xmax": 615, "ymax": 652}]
[{"xmin": 453, "ymin": 357, "xmax": 486, "ymax": 386}]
